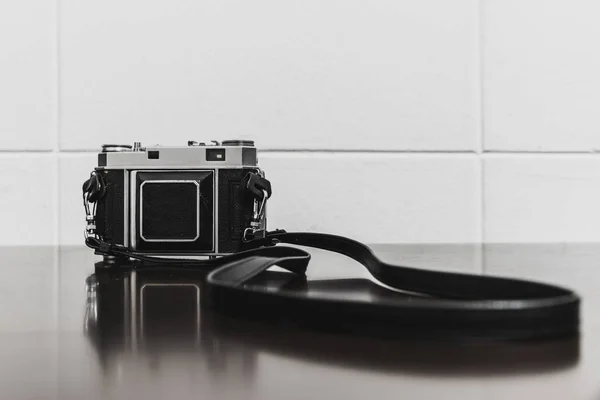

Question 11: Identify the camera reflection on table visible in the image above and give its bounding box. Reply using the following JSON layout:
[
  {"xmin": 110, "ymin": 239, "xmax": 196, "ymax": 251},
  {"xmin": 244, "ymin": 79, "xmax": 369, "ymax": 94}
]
[
  {"xmin": 84, "ymin": 264, "xmax": 257, "ymax": 389},
  {"xmin": 84, "ymin": 260, "xmax": 580, "ymax": 382}
]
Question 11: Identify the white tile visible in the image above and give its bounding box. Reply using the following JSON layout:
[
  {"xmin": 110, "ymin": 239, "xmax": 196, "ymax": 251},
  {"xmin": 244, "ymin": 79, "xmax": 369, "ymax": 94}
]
[
  {"xmin": 484, "ymin": 0, "xmax": 600, "ymax": 151},
  {"xmin": 0, "ymin": 155, "xmax": 56, "ymax": 244},
  {"xmin": 60, "ymin": 0, "xmax": 479, "ymax": 151},
  {"xmin": 59, "ymin": 153, "xmax": 96, "ymax": 245},
  {"xmin": 261, "ymin": 154, "xmax": 480, "ymax": 243},
  {"xmin": 484, "ymin": 155, "xmax": 600, "ymax": 242},
  {"xmin": 0, "ymin": 1, "xmax": 56, "ymax": 150},
  {"xmin": 59, "ymin": 153, "xmax": 480, "ymax": 245}
]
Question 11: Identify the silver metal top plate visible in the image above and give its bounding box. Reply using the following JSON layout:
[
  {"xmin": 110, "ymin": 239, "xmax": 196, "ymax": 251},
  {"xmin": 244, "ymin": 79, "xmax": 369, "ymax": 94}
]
[{"xmin": 98, "ymin": 145, "xmax": 258, "ymax": 169}]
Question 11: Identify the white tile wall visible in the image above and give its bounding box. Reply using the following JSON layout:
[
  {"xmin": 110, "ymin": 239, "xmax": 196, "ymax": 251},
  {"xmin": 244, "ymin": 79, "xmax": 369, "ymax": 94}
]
[
  {"xmin": 260, "ymin": 154, "xmax": 480, "ymax": 243},
  {"xmin": 3, "ymin": 0, "xmax": 600, "ymax": 245},
  {"xmin": 0, "ymin": 0, "xmax": 56, "ymax": 150},
  {"xmin": 484, "ymin": 155, "xmax": 600, "ymax": 243},
  {"xmin": 0, "ymin": 155, "xmax": 57, "ymax": 245},
  {"xmin": 59, "ymin": 0, "xmax": 479, "ymax": 151},
  {"xmin": 484, "ymin": 0, "xmax": 600, "ymax": 151},
  {"xmin": 58, "ymin": 154, "xmax": 95, "ymax": 245}
]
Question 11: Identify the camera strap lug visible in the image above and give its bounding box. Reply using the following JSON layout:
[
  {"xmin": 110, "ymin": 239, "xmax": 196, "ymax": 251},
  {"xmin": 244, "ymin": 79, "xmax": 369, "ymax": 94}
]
[
  {"xmin": 243, "ymin": 171, "xmax": 272, "ymax": 243},
  {"xmin": 243, "ymin": 191, "xmax": 269, "ymax": 242},
  {"xmin": 82, "ymin": 171, "xmax": 106, "ymax": 239}
]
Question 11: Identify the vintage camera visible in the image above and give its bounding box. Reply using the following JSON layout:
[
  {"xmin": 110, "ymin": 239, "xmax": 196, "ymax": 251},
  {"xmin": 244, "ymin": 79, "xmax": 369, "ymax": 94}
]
[{"xmin": 83, "ymin": 140, "xmax": 270, "ymax": 257}]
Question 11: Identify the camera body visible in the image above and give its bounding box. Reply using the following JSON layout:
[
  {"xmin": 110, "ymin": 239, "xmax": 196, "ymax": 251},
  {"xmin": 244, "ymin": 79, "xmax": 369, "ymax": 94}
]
[{"xmin": 89, "ymin": 140, "xmax": 267, "ymax": 256}]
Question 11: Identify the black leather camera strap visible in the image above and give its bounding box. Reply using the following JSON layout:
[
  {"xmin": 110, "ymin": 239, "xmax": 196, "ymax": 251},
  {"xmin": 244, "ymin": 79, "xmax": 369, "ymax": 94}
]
[{"xmin": 86, "ymin": 231, "xmax": 580, "ymax": 341}]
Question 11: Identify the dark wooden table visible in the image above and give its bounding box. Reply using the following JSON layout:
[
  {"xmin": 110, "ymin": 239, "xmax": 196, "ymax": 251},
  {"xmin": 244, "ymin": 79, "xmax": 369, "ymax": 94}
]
[{"xmin": 1, "ymin": 244, "xmax": 598, "ymax": 400}]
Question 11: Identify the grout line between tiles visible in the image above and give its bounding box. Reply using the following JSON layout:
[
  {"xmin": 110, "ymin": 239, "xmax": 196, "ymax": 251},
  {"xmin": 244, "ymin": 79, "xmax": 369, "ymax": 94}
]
[
  {"xmin": 55, "ymin": 0, "xmax": 61, "ymax": 156},
  {"xmin": 480, "ymin": 157, "xmax": 486, "ymax": 274},
  {"xmin": 55, "ymin": 149, "xmax": 481, "ymax": 154},
  {"xmin": 54, "ymin": 0, "xmax": 61, "ymax": 339},
  {"xmin": 5, "ymin": 149, "xmax": 600, "ymax": 155},
  {"xmin": 484, "ymin": 150, "xmax": 600, "ymax": 154},
  {"xmin": 0, "ymin": 150, "xmax": 55, "ymax": 153},
  {"xmin": 478, "ymin": 0, "xmax": 485, "ymax": 273},
  {"xmin": 478, "ymin": 0, "xmax": 485, "ymax": 156},
  {"xmin": 477, "ymin": 157, "xmax": 485, "ymax": 272}
]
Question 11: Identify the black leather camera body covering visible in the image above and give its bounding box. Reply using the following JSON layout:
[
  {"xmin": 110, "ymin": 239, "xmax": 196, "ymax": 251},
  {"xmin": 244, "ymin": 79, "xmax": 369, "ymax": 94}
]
[{"xmin": 91, "ymin": 141, "xmax": 264, "ymax": 256}]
